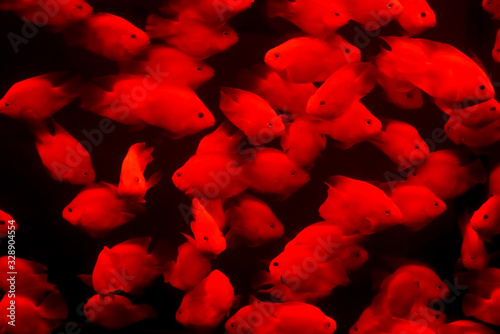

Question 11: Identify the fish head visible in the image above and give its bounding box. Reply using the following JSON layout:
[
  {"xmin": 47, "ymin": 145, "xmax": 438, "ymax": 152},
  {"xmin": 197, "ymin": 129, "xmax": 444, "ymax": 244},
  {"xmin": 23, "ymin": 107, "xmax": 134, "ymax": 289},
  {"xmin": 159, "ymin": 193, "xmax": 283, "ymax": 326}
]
[
  {"xmin": 62, "ymin": 201, "xmax": 82, "ymax": 226},
  {"xmin": 214, "ymin": 24, "xmax": 239, "ymax": 53},
  {"xmin": 120, "ymin": 28, "xmax": 150, "ymax": 60},
  {"xmin": 470, "ymin": 199, "xmax": 499, "ymax": 238},
  {"xmin": 66, "ymin": 0, "xmax": 93, "ymax": 22},
  {"xmin": 172, "ymin": 163, "xmax": 192, "ymax": 194},
  {"xmin": 191, "ymin": 60, "xmax": 215, "ymax": 86},
  {"xmin": 339, "ymin": 245, "xmax": 369, "ymax": 271},
  {"xmin": 65, "ymin": 163, "xmax": 96, "ymax": 185}
]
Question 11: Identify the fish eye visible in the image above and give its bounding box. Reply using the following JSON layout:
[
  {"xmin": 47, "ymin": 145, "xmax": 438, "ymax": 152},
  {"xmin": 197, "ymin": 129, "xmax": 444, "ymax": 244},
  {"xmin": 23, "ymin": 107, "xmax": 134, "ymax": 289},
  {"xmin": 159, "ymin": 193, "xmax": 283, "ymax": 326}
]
[
  {"xmin": 365, "ymin": 119, "xmax": 372, "ymax": 125},
  {"xmin": 434, "ymin": 202, "xmax": 439, "ymax": 206},
  {"xmin": 4, "ymin": 103, "xmax": 8, "ymax": 107},
  {"xmin": 491, "ymin": 106, "xmax": 497, "ymax": 111},
  {"xmin": 435, "ymin": 314, "xmax": 440, "ymax": 319},
  {"xmin": 230, "ymin": 323, "xmax": 236, "ymax": 328},
  {"xmin": 484, "ymin": 214, "xmax": 489, "ymax": 219},
  {"xmin": 416, "ymin": 281, "xmax": 420, "ymax": 286},
  {"xmin": 421, "ymin": 12, "xmax": 427, "ymax": 17},
  {"xmin": 387, "ymin": 2, "xmax": 393, "ymax": 8},
  {"xmin": 355, "ymin": 252, "xmax": 360, "ymax": 258},
  {"xmin": 479, "ymin": 85, "xmax": 485, "ymax": 90},
  {"xmin": 274, "ymin": 53, "xmax": 280, "ymax": 58},
  {"xmin": 497, "ymin": 49, "xmax": 500, "ymax": 52},
  {"xmin": 136, "ymin": 178, "xmax": 140, "ymax": 182},
  {"xmin": 267, "ymin": 122, "xmax": 273, "ymax": 127},
  {"xmin": 345, "ymin": 48, "xmax": 350, "ymax": 54},
  {"xmin": 353, "ymin": 327, "xmax": 358, "ymax": 331},
  {"xmin": 223, "ymin": 31, "xmax": 229, "ymax": 36},
  {"xmin": 437, "ymin": 285, "xmax": 442, "ymax": 289},
  {"xmin": 415, "ymin": 145, "xmax": 419, "ymax": 149},
  {"xmin": 470, "ymin": 256, "xmax": 475, "ymax": 260},
  {"xmin": 131, "ymin": 34, "xmax": 137, "ymax": 39},
  {"xmin": 197, "ymin": 67, "xmax": 202, "ymax": 71},
  {"xmin": 198, "ymin": 113, "xmax": 204, "ymax": 118},
  {"xmin": 320, "ymin": 100, "xmax": 326, "ymax": 106},
  {"xmin": 327, "ymin": 322, "xmax": 331, "ymax": 327},
  {"xmin": 76, "ymin": 4, "xmax": 82, "ymax": 9},
  {"xmin": 84, "ymin": 307, "xmax": 89, "ymax": 312},
  {"xmin": 270, "ymin": 223, "xmax": 275, "ymax": 229},
  {"xmin": 334, "ymin": 12, "xmax": 340, "ymax": 16},
  {"xmin": 68, "ymin": 208, "xmax": 73, "ymax": 212},
  {"xmin": 412, "ymin": 172, "xmax": 417, "ymax": 176},
  {"xmin": 446, "ymin": 126, "xmax": 451, "ymax": 130},
  {"xmin": 178, "ymin": 310, "xmax": 182, "ymax": 314},
  {"xmin": 406, "ymin": 92, "xmax": 412, "ymax": 99},
  {"xmin": 176, "ymin": 173, "xmax": 181, "ymax": 177},
  {"xmin": 203, "ymin": 236, "xmax": 209, "ymax": 241},
  {"xmin": 83, "ymin": 172, "xmax": 88, "ymax": 176},
  {"xmin": 272, "ymin": 262, "xmax": 278, "ymax": 266},
  {"xmin": 0, "ymin": 221, "xmax": 4, "ymax": 226},
  {"xmin": 291, "ymin": 171, "xmax": 296, "ymax": 176}
]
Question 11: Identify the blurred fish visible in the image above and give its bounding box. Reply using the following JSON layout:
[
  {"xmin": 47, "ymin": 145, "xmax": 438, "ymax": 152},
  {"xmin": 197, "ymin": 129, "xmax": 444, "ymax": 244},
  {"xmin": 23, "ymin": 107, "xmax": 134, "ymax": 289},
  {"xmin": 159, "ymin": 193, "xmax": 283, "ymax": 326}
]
[
  {"xmin": 33, "ymin": 120, "xmax": 95, "ymax": 185},
  {"xmin": 344, "ymin": 0, "xmax": 403, "ymax": 30},
  {"xmin": 483, "ymin": 0, "xmax": 500, "ymax": 19},
  {"xmin": 0, "ymin": 257, "xmax": 56, "ymax": 292},
  {"xmin": 444, "ymin": 116, "xmax": 500, "ymax": 150},
  {"xmin": 396, "ymin": 0, "xmax": 436, "ymax": 36},
  {"xmin": 65, "ymin": 13, "xmax": 150, "ymax": 62},
  {"xmin": 438, "ymin": 320, "xmax": 497, "ymax": 334},
  {"xmin": 146, "ymin": 15, "xmax": 238, "ymax": 59},
  {"xmin": 463, "ymin": 288, "xmax": 500, "ymax": 326},
  {"xmin": 265, "ymin": 35, "xmax": 361, "ymax": 83},
  {"xmin": 470, "ymin": 195, "xmax": 500, "ymax": 241},
  {"xmin": 219, "ymin": 87, "xmax": 286, "ymax": 145},
  {"xmin": 0, "ymin": 209, "xmax": 17, "ymax": 238},
  {"xmin": 436, "ymin": 98, "xmax": 500, "ymax": 129},
  {"xmin": 83, "ymin": 293, "xmax": 157, "ymax": 330},
  {"xmin": 460, "ymin": 220, "xmax": 489, "ymax": 271}
]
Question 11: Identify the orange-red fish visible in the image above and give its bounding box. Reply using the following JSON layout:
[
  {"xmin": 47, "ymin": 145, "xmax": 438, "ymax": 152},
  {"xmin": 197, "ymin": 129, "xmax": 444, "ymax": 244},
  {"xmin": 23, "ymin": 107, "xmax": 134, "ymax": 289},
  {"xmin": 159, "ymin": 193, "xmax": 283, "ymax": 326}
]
[
  {"xmin": 63, "ymin": 183, "xmax": 139, "ymax": 237},
  {"xmin": 320, "ymin": 101, "xmax": 382, "ymax": 149},
  {"xmin": 265, "ymin": 35, "xmax": 361, "ymax": 83},
  {"xmin": 463, "ymin": 288, "xmax": 500, "ymax": 326},
  {"xmin": 370, "ymin": 119, "xmax": 429, "ymax": 170},
  {"xmin": 242, "ymin": 148, "xmax": 310, "ymax": 200},
  {"xmin": 470, "ymin": 195, "xmax": 500, "ymax": 241},
  {"xmin": 437, "ymin": 99, "xmax": 500, "ymax": 129},
  {"xmin": 219, "ymin": 87, "xmax": 286, "ymax": 145},
  {"xmin": 396, "ymin": 0, "xmax": 436, "ymax": 36},
  {"xmin": 438, "ymin": 320, "xmax": 497, "ymax": 334},
  {"xmin": 306, "ymin": 63, "xmax": 377, "ymax": 119},
  {"xmin": 118, "ymin": 143, "xmax": 161, "ymax": 203},
  {"xmin": 483, "ymin": 0, "xmax": 500, "ymax": 19},
  {"xmin": 319, "ymin": 176, "xmax": 403, "ymax": 234},
  {"xmin": 83, "ymin": 293, "xmax": 157, "ymax": 330},
  {"xmin": 0, "ymin": 73, "xmax": 81, "ymax": 123},
  {"xmin": 176, "ymin": 270, "xmax": 234, "ymax": 331},
  {"xmin": 267, "ymin": 0, "xmax": 350, "ymax": 37},
  {"xmin": 146, "ymin": 15, "xmax": 238, "ymax": 59},
  {"xmin": 406, "ymin": 150, "xmax": 486, "ymax": 200},
  {"xmin": 344, "ymin": 0, "xmax": 403, "ymax": 30},
  {"xmin": 65, "ymin": 13, "xmax": 150, "ymax": 62},
  {"xmin": 0, "ymin": 289, "xmax": 68, "ymax": 334},
  {"xmin": 490, "ymin": 163, "xmax": 500, "ymax": 196},
  {"xmin": 377, "ymin": 72, "xmax": 424, "ymax": 109},
  {"xmin": 238, "ymin": 64, "xmax": 317, "ymax": 117},
  {"xmin": 120, "ymin": 46, "xmax": 214, "ymax": 89},
  {"xmin": 445, "ymin": 116, "xmax": 500, "ymax": 150},
  {"xmin": 90, "ymin": 237, "xmax": 163, "ymax": 295},
  {"xmin": 0, "ymin": 210, "xmax": 17, "ymax": 238},
  {"xmin": 280, "ymin": 116, "xmax": 327, "ymax": 169},
  {"xmin": 163, "ymin": 239, "xmax": 211, "ymax": 291},
  {"xmin": 460, "ymin": 220, "xmax": 489, "ymax": 271},
  {"xmin": 224, "ymin": 193, "xmax": 284, "ymax": 248},
  {"xmin": 34, "ymin": 120, "xmax": 95, "ymax": 184},
  {"xmin": 0, "ymin": 257, "xmax": 55, "ymax": 292}
]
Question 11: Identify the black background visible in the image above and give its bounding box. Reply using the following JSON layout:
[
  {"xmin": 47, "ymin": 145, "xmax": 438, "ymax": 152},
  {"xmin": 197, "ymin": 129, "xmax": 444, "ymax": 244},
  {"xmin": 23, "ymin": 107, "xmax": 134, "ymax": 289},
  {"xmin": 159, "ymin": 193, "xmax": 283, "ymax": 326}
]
[{"xmin": 0, "ymin": 0, "xmax": 500, "ymax": 333}]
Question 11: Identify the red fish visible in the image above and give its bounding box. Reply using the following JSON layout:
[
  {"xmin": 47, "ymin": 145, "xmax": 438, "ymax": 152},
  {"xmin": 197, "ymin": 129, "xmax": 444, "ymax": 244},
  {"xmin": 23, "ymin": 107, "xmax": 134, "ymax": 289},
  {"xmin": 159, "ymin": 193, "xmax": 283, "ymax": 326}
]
[
  {"xmin": 146, "ymin": 15, "xmax": 238, "ymax": 59},
  {"xmin": 176, "ymin": 270, "xmax": 235, "ymax": 331},
  {"xmin": 494, "ymin": 28, "xmax": 500, "ymax": 62},
  {"xmin": 63, "ymin": 183, "xmax": 139, "ymax": 237},
  {"xmin": 470, "ymin": 195, "xmax": 500, "ymax": 241},
  {"xmin": 120, "ymin": 46, "xmax": 214, "ymax": 89},
  {"xmin": 483, "ymin": 0, "xmax": 500, "ymax": 19},
  {"xmin": 377, "ymin": 71, "xmax": 424, "ymax": 109},
  {"xmin": 224, "ymin": 193, "xmax": 284, "ymax": 248},
  {"xmin": 65, "ymin": 13, "xmax": 150, "ymax": 62},
  {"xmin": 377, "ymin": 37, "xmax": 495, "ymax": 104},
  {"xmin": 370, "ymin": 119, "xmax": 430, "ymax": 170},
  {"xmin": 172, "ymin": 123, "xmax": 248, "ymax": 199},
  {"xmin": 83, "ymin": 293, "xmax": 157, "ymax": 330},
  {"xmin": 81, "ymin": 75, "xmax": 215, "ymax": 138},
  {"xmin": 396, "ymin": 0, "xmax": 436, "ymax": 36},
  {"xmin": 436, "ymin": 99, "xmax": 500, "ymax": 129},
  {"xmin": 387, "ymin": 184, "xmax": 446, "ymax": 231},
  {"xmin": 163, "ymin": 239, "xmax": 212, "ymax": 291},
  {"xmin": 90, "ymin": 237, "xmax": 163, "ymax": 295},
  {"xmin": 0, "ymin": 210, "xmax": 17, "ymax": 238},
  {"xmin": 444, "ymin": 116, "xmax": 500, "ymax": 151},
  {"xmin": 0, "ymin": 73, "xmax": 81, "ymax": 123},
  {"xmin": 438, "ymin": 320, "xmax": 497, "ymax": 334},
  {"xmin": 280, "ymin": 116, "xmax": 327, "ymax": 169},
  {"xmin": 0, "ymin": 257, "xmax": 55, "ymax": 292},
  {"xmin": 1, "ymin": 0, "xmax": 92, "ymax": 32},
  {"xmin": 265, "ymin": 35, "xmax": 361, "ymax": 83},
  {"xmin": 159, "ymin": 0, "xmax": 253, "ymax": 25},
  {"xmin": 460, "ymin": 220, "xmax": 489, "ymax": 271},
  {"xmin": 34, "ymin": 120, "xmax": 95, "ymax": 185},
  {"xmin": 320, "ymin": 101, "xmax": 382, "ymax": 149},
  {"xmin": 319, "ymin": 176, "xmax": 403, "ymax": 234},
  {"xmin": 344, "ymin": 0, "xmax": 403, "ymax": 30},
  {"xmin": 184, "ymin": 198, "xmax": 226, "ymax": 257},
  {"xmin": 406, "ymin": 150, "xmax": 487, "ymax": 200},
  {"xmin": 219, "ymin": 87, "xmax": 286, "ymax": 145},
  {"xmin": 267, "ymin": 0, "xmax": 350, "ymax": 37},
  {"xmin": 463, "ymin": 288, "xmax": 500, "ymax": 326},
  {"xmin": 238, "ymin": 64, "xmax": 317, "ymax": 118},
  {"xmin": 306, "ymin": 63, "xmax": 377, "ymax": 120},
  {"xmin": 454, "ymin": 268, "xmax": 500, "ymax": 299},
  {"xmin": 0, "ymin": 289, "xmax": 68, "ymax": 334},
  {"xmin": 118, "ymin": 143, "xmax": 161, "ymax": 204},
  {"xmin": 489, "ymin": 163, "xmax": 500, "ymax": 196},
  {"xmin": 242, "ymin": 148, "xmax": 310, "ymax": 200}
]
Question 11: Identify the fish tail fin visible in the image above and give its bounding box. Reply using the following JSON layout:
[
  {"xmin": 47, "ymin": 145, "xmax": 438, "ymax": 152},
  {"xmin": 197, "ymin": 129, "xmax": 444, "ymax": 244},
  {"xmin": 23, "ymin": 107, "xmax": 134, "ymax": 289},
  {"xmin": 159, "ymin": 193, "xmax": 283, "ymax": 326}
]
[
  {"xmin": 146, "ymin": 172, "xmax": 162, "ymax": 190},
  {"xmin": 58, "ymin": 75, "xmax": 84, "ymax": 98},
  {"xmin": 468, "ymin": 159, "xmax": 487, "ymax": 184},
  {"xmin": 135, "ymin": 304, "xmax": 158, "ymax": 321},
  {"xmin": 38, "ymin": 292, "xmax": 69, "ymax": 320},
  {"xmin": 129, "ymin": 142, "xmax": 154, "ymax": 172},
  {"xmin": 77, "ymin": 274, "xmax": 94, "ymax": 288},
  {"xmin": 462, "ymin": 293, "xmax": 488, "ymax": 317},
  {"xmin": 146, "ymin": 14, "xmax": 177, "ymax": 39}
]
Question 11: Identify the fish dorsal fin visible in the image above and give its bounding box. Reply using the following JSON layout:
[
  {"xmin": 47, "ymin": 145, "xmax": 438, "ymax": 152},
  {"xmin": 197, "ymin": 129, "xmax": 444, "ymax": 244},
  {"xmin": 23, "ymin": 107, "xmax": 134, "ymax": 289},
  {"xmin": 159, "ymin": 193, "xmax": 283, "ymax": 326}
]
[{"xmin": 196, "ymin": 121, "xmax": 244, "ymax": 155}]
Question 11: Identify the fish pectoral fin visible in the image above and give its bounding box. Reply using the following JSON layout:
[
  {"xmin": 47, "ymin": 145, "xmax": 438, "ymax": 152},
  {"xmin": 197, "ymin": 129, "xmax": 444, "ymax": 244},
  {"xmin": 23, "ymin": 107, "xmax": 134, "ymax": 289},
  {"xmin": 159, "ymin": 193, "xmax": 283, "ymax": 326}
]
[
  {"xmin": 146, "ymin": 172, "xmax": 162, "ymax": 189},
  {"xmin": 77, "ymin": 274, "xmax": 93, "ymax": 288},
  {"xmin": 225, "ymin": 229, "xmax": 244, "ymax": 249}
]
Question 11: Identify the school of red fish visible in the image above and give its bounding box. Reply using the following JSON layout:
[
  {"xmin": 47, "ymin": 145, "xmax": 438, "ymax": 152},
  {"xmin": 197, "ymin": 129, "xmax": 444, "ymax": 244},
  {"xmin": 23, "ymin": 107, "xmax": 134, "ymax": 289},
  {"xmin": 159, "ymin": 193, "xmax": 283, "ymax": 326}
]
[{"xmin": 1, "ymin": 0, "xmax": 500, "ymax": 333}]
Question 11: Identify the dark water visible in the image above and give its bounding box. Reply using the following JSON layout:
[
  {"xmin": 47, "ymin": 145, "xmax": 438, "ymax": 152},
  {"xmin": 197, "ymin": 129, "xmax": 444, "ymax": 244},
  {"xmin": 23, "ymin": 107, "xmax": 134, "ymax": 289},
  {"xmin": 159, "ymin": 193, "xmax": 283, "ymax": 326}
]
[{"xmin": 0, "ymin": 0, "xmax": 499, "ymax": 333}]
